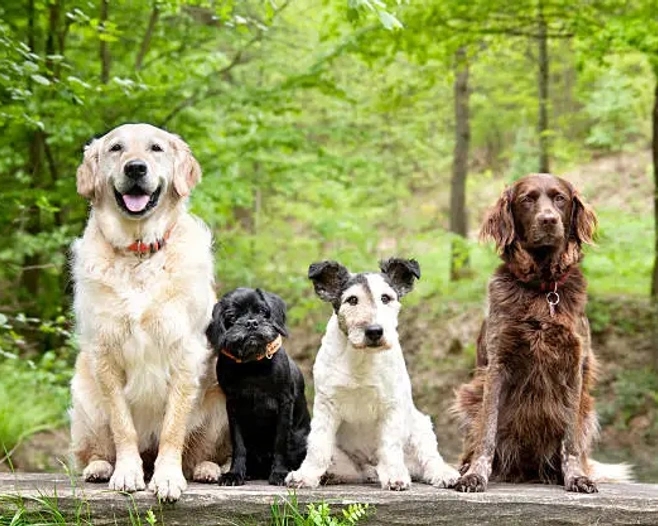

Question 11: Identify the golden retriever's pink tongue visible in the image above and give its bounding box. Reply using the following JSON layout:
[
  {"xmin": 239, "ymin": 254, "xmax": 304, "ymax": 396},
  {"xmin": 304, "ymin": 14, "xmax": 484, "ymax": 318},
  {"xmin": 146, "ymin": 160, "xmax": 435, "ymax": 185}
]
[{"xmin": 122, "ymin": 194, "xmax": 149, "ymax": 212}]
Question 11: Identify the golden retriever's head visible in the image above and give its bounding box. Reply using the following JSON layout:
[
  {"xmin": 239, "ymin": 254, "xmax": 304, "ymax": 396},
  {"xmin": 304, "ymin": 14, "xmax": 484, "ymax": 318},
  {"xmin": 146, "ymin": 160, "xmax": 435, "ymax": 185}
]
[{"xmin": 76, "ymin": 123, "xmax": 201, "ymax": 219}]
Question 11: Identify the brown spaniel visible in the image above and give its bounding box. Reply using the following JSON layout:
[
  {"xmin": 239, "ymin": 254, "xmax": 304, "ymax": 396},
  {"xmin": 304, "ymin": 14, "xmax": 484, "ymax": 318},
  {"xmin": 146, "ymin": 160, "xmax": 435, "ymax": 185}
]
[{"xmin": 453, "ymin": 173, "xmax": 630, "ymax": 493}]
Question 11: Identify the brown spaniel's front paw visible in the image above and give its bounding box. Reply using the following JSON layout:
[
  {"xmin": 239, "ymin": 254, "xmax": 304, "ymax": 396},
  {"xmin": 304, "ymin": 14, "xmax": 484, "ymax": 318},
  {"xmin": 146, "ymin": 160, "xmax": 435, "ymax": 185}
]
[
  {"xmin": 454, "ymin": 473, "xmax": 487, "ymax": 493},
  {"xmin": 565, "ymin": 476, "xmax": 598, "ymax": 493}
]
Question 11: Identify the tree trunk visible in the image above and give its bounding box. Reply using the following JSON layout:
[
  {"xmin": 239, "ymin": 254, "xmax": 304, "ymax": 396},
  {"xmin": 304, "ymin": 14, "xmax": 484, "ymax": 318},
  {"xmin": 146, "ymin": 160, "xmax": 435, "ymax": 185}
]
[
  {"xmin": 100, "ymin": 0, "xmax": 110, "ymax": 83},
  {"xmin": 450, "ymin": 46, "xmax": 471, "ymax": 281},
  {"xmin": 648, "ymin": 73, "xmax": 658, "ymax": 372},
  {"xmin": 537, "ymin": 1, "xmax": 550, "ymax": 173}
]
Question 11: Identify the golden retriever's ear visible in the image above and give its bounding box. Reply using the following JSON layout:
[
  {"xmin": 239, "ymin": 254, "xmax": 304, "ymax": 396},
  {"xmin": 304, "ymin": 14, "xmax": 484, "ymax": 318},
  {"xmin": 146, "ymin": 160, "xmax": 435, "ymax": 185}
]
[
  {"xmin": 76, "ymin": 139, "xmax": 100, "ymax": 200},
  {"xmin": 172, "ymin": 136, "xmax": 202, "ymax": 198},
  {"xmin": 571, "ymin": 191, "xmax": 597, "ymax": 245},
  {"xmin": 480, "ymin": 187, "xmax": 515, "ymax": 253}
]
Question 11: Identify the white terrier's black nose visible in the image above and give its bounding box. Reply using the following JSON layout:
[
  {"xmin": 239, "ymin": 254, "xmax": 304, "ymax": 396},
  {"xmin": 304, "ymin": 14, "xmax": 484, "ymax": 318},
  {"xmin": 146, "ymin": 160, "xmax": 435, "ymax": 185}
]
[
  {"xmin": 124, "ymin": 160, "xmax": 148, "ymax": 179},
  {"xmin": 246, "ymin": 319, "xmax": 259, "ymax": 329},
  {"xmin": 365, "ymin": 324, "xmax": 383, "ymax": 341}
]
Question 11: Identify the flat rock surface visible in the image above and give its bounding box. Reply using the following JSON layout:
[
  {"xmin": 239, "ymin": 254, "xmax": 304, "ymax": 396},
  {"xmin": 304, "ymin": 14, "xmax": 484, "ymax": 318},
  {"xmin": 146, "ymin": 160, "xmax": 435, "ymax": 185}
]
[{"xmin": 1, "ymin": 473, "xmax": 657, "ymax": 525}]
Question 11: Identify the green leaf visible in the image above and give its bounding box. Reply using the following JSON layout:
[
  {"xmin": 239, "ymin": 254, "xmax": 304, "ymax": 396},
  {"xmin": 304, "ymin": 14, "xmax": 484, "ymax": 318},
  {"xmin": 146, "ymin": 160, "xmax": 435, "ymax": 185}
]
[
  {"xmin": 377, "ymin": 10, "xmax": 403, "ymax": 30},
  {"xmin": 30, "ymin": 74, "xmax": 50, "ymax": 86}
]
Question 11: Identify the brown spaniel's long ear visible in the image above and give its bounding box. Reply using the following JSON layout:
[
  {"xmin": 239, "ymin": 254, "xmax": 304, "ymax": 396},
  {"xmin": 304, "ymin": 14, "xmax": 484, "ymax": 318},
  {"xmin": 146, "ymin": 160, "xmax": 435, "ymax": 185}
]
[
  {"xmin": 571, "ymin": 191, "xmax": 597, "ymax": 245},
  {"xmin": 479, "ymin": 187, "xmax": 515, "ymax": 253},
  {"xmin": 76, "ymin": 139, "xmax": 101, "ymax": 201},
  {"xmin": 172, "ymin": 135, "xmax": 202, "ymax": 198}
]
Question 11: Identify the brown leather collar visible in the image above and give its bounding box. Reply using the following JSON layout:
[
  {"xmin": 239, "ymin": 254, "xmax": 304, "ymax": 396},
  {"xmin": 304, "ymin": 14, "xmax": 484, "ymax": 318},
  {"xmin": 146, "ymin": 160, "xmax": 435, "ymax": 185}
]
[
  {"xmin": 507, "ymin": 265, "xmax": 573, "ymax": 292},
  {"xmin": 126, "ymin": 225, "xmax": 174, "ymax": 256},
  {"xmin": 220, "ymin": 334, "xmax": 282, "ymax": 364}
]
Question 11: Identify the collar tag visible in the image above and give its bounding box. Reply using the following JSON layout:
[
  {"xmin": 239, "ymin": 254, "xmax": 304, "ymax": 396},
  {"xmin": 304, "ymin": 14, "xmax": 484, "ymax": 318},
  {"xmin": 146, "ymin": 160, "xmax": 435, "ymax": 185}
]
[{"xmin": 546, "ymin": 282, "xmax": 560, "ymax": 317}]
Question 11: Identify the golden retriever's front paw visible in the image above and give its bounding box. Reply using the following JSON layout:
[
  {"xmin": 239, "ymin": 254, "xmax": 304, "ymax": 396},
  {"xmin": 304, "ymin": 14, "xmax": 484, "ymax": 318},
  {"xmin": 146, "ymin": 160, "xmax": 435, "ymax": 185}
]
[
  {"xmin": 149, "ymin": 463, "xmax": 187, "ymax": 502},
  {"xmin": 109, "ymin": 462, "xmax": 146, "ymax": 493},
  {"xmin": 428, "ymin": 464, "xmax": 461, "ymax": 488},
  {"xmin": 83, "ymin": 460, "xmax": 114, "ymax": 482},
  {"xmin": 285, "ymin": 469, "xmax": 321, "ymax": 489},
  {"xmin": 193, "ymin": 461, "xmax": 222, "ymax": 483}
]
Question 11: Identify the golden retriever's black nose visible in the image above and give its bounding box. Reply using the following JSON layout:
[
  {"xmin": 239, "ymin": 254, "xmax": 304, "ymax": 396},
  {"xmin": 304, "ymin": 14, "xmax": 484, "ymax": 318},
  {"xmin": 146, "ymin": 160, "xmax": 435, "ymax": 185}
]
[
  {"xmin": 124, "ymin": 160, "xmax": 148, "ymax": 179},
  {"xmin": 365, "ymin": 325, "xmax": 383, "ymax": 341}
]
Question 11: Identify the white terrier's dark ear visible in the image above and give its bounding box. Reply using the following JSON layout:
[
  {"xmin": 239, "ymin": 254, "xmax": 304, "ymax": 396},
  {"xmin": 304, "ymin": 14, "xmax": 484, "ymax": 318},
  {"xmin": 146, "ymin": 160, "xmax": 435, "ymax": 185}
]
[
  {"xmin": 379, "ymin": 258, "xmax": 421, "ymax": 297},
  {"xmin": 308, "ymin": 260, "xmax": 350, "ymax": 305}
]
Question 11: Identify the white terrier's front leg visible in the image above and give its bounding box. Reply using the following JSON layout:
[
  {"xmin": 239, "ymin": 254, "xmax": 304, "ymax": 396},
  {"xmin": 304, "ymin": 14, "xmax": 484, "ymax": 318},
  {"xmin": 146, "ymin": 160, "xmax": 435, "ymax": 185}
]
[
  {"xmin": 286, "ymin": 398, "xmax": 339, "ymax": 488},
  {"xmin": 376, "ymin": 408, "xmax": 410, "ymax": 491}
]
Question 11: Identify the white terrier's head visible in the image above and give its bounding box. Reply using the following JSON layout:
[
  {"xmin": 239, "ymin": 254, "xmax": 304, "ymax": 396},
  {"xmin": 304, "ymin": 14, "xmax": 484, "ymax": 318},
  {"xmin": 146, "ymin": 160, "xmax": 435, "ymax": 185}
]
[{"xmin": 308, "ymin": 258, "xmax": 420, "ymax": 352}]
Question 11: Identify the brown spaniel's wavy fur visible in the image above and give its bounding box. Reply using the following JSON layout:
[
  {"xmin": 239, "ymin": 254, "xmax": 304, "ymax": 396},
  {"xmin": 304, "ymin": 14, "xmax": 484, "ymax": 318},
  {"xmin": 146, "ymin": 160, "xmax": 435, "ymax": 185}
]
[{"xmin": 452, "ymin": 173, "xmax": 626, "ymax": 493}]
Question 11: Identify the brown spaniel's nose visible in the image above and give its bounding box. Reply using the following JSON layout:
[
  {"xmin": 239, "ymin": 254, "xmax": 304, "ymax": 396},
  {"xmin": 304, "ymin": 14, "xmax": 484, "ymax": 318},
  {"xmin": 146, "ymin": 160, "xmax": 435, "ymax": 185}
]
[{"xmin": 538, "ymin": 212, "xmax": 558, "ymax": 226}]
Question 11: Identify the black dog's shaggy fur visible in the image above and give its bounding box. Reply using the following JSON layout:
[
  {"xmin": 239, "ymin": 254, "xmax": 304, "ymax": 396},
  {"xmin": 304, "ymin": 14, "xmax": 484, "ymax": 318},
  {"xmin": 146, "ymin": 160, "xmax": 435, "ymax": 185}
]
[{"xmin": 206, "ymin": 287, "xmax": 311, "ymax": 486}]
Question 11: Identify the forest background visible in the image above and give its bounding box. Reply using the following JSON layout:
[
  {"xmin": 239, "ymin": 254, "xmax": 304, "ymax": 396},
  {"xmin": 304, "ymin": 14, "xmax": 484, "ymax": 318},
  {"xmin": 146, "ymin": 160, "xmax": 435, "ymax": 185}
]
[{"xmin": 1, "ymin": 0, "xmax": 657, "ymax": 481}]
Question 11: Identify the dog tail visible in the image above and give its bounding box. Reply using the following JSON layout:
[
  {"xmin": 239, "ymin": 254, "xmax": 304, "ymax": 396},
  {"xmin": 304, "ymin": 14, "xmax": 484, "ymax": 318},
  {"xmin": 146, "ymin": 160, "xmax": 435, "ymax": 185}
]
[{"xmin": 589, "ymin": 459, "xmax": 634, "ymax": 483}]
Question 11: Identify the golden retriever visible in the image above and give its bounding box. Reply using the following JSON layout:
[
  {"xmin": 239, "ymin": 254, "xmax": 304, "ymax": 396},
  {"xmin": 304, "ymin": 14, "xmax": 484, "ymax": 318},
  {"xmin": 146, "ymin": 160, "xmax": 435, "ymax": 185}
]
[{"xmin": 69, "ymin": 123, "xmax": 229, "ymax": 502}]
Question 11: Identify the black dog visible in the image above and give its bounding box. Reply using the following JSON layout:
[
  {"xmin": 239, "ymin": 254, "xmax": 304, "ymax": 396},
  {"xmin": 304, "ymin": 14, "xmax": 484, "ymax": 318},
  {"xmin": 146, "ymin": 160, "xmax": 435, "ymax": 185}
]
[{"xmin": 206, "ymin": 287, "xmax": 311, "ymax": 486}]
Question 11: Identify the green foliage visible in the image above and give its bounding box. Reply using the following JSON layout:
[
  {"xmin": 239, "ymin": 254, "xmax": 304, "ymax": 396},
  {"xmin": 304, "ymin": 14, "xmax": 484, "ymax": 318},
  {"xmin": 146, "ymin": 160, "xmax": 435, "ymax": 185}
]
[
  {"xmin": 0, "ymin": 314, "xmax": 73, "ymax": 461},
  {"xmin": 599, "ymin": 368, "xmax": 658, "ymax": 433},
  {"xmin": 270, "ymin": 493, "xmax": 370, "ymax": 526}
]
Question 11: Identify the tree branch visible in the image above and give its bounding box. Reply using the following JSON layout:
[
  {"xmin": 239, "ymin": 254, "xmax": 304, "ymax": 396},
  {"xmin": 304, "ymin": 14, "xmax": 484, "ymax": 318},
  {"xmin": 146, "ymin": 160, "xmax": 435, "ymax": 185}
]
[
  {"xmin": 135, "ymin": 4, "xmax": 160, "ymax": 70},
  {"xmin": 99, "ymin": 0, "xmax": 110, "ymax": 83}
]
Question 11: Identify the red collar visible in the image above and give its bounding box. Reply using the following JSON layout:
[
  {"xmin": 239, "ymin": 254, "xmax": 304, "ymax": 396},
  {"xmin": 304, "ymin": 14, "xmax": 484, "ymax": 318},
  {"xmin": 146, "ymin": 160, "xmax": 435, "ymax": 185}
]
[
  {"xmin": 220, "ymin": 335, "xmax": 283, "ymax": 364},
  {"xmin": 126, "ymin": 225, "xmax": 174, "ymax": 256}
]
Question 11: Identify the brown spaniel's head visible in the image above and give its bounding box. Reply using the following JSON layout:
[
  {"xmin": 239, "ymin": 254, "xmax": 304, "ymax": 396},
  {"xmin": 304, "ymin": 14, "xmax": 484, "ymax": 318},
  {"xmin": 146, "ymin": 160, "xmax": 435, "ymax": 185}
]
[{"xmin": 480, "ymin": 174, "xmax": 597, "ymax": 269}]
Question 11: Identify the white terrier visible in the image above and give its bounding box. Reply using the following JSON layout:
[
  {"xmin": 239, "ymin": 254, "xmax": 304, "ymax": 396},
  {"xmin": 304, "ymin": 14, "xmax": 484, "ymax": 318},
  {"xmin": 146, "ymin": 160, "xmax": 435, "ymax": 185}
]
[{"xmin": 286, "ymin": 258, "xmax": 459, "ymax": 491}]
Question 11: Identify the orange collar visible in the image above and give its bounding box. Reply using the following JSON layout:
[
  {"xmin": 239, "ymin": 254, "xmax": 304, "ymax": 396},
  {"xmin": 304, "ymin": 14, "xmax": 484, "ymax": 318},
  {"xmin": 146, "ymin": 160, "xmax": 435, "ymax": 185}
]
[
  {"xmin": 220, "ymin": 335, "xmax": 282, "ymax": 364},
  {"xmin": 126, "ymin": 225, "xmax": 174, "ymax": 256}
]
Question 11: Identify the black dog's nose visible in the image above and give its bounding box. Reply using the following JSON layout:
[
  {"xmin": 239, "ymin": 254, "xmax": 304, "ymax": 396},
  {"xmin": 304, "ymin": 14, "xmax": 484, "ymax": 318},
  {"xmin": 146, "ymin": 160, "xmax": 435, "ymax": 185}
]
[
  {"xmin": 124, "ymin": 160, "xmax": 148, "ymax": 179},
  {"xmin": 365, "ymin": 324, "xmax": 383, "ymax": 341},
  {"xmin": 246, "ymin": 319, "xmax": 259, "ymax": 329}
]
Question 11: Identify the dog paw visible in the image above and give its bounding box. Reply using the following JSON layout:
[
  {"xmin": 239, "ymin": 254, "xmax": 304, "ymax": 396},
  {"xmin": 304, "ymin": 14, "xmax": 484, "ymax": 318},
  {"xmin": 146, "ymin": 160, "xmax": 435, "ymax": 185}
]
[
  {"xmin": 193, "ymin": 461, "xmax": 222, "ymax": 483},
  {"xmin": 109, "ymin": 462, "xmax": 146, "ymax": 493},
  {"xmin": 454, "ymin": 473, "xmax": 487, "ymax": 493},
  {"xmin": 83, "ymin": 460, "xmax": 114, "ymax": 482},
  {"xmin": 285, "ymin": 469, "xmax": 321, "ymax": 489},
  {"xmin": 565, "ymin": 476, "xmax": 598, "ymax": 494},
  {"xmin": 149, "ymin": 463, "xmax": 187, "ymax": 502},
  {"xmin": 219, "ymin": 472, "xmax": 246, "ymax": 486},
  {"xmin": 428, "ymin": 464, "xmax": 461, "ymax": 489},
  {"xmin": 269, "ymin": 469, "xmax": 289, "ymax": 486},
  {"xmin": 377, "ymin": 463, "xmax": 411, "ymax": 491}
]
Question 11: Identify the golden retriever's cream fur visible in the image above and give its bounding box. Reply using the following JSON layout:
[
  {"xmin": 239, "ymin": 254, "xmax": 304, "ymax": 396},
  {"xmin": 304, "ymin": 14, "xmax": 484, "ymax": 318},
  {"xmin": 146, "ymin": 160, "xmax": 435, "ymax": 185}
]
[{"xmin": 69, "ymin": 123, "xmax": 229, "ymax": 502}]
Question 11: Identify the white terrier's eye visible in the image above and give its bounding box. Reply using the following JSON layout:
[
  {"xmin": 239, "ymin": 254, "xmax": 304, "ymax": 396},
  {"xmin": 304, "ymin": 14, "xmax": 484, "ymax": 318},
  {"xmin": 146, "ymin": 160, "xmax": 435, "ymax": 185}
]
[
  {"xmin": 345, "ymin": 296, "xmax": 358, "ymax": 306},
  {"xmin": 151, "ymin": 143, "xmax": 163, "ymax": 152},
  {"xmin": 109, "ymin": 143, "xmax": 122, "ymax": 152},
  {"xmin": 381, "ymin": 294, "xmax": 392, "ymax": 304}
]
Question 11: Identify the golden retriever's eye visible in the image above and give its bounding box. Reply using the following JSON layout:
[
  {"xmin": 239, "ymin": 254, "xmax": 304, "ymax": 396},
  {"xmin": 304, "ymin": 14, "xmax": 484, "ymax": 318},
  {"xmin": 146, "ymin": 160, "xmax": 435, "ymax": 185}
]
[
  {"xmin": 109, "ymin": 143, "xmax": 122, "ymax": 153},
  {"xmin": 381, "ymin": 294, "xmax": 392, "ymax": 304},
  {"xmin": 345, "ymin": 296, "xmax": 358, "ymax": 306},
  {"xmin": 150, "ymin": 143, "xmax": 163, "ymax": 152}
]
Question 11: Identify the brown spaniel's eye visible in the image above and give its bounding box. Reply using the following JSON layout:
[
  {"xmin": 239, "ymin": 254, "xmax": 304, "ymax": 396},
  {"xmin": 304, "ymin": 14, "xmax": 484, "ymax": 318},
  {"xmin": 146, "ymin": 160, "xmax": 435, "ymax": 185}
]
[
  {"xmin": 520, "ymin": 194, "xmax": 535, "ymax": 205},
  {"xmin": 345, "ymin": 296, "xmax": 358, "ymax": 306},
  {"xmin": 381, "ymin": 294, "xmax": 392, "ymax": 304},
  {"xmin": 554, "ymin": 194, "xmax": 566, "ymax": 205}
]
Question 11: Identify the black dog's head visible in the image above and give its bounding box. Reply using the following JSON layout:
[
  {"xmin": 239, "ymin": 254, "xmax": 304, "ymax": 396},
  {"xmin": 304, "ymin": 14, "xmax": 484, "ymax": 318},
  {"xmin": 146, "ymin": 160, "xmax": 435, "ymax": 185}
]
[{"xmin": 206, "ymin": 287, "xmax": 288, "ymax": 363}]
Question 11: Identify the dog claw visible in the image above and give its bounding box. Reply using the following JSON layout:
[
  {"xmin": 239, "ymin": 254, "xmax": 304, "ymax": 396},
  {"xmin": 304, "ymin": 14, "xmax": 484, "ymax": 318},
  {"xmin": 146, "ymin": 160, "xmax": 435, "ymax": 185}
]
[
  {"xmin": 454, "ymin": 473, "xmax": 487, "ymax": 493},
  {"xmin": 566, "ymin": 476, "xmax": 598, "ymax": 494}
]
